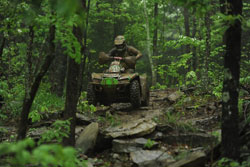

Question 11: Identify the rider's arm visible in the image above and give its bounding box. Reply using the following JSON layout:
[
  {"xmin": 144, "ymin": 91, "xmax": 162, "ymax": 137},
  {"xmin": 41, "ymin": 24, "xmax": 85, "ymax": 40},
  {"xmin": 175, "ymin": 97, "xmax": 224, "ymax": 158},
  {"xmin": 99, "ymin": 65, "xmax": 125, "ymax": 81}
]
[
  {"xmin": 108, "ymin": 48, "xmax": 116, "ymax": 57},
  {"xmin": 128, "ymin": 46, "xmax": 142, "ymax": 60}
]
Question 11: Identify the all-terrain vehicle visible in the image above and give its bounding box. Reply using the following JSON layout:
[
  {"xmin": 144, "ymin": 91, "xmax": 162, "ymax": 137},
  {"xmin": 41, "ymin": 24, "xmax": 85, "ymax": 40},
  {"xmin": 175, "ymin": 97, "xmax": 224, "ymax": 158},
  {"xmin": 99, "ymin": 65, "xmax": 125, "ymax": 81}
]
[{"xmin": 87, "ymin": 52, "xmax": 149, "ymax": 108}]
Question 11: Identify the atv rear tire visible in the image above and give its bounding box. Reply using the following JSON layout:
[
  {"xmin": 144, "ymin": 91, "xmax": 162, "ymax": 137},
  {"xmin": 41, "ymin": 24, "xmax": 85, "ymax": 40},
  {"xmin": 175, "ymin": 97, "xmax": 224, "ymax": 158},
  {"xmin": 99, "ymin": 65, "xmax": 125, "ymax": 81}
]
[
  {"xmin": 130, "ymin": 80, "xmax": 141, "ymax": 108},
  {"xmin": 87, "ymin": 84, "xmax": 97, "ymax": 105}
]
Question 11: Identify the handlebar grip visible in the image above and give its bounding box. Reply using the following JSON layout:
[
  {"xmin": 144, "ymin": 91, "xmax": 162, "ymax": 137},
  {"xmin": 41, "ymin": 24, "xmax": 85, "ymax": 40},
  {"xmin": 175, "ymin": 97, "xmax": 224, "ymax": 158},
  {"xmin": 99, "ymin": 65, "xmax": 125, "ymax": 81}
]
[{"xmin": 114, "ymin": 57, "xmax": 123, "ymax": 60}]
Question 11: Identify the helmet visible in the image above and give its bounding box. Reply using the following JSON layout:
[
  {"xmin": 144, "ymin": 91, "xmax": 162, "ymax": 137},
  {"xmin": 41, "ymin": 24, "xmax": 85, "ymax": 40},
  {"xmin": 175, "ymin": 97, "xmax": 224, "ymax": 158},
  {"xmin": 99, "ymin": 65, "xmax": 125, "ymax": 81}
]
[{"xmin": 114, "ymin": 35, "xmax": 126, "ymax": 52}]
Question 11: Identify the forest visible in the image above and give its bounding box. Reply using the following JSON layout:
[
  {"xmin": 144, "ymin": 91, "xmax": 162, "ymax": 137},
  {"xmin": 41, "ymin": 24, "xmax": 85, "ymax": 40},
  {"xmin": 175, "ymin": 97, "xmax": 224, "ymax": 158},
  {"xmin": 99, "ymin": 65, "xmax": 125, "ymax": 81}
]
[{"xmin": 0, "ymin": 0, "xmax": 250, "ymax": 166}]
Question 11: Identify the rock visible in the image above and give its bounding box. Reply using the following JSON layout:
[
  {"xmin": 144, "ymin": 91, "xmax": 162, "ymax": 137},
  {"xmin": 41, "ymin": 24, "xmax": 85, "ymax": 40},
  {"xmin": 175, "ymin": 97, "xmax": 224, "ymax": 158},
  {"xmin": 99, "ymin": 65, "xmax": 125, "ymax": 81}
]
[
  {"xmin": 165, "ymin": 91, "xmax": 184, "ymax": 103},
  {"xmin": 96, "ymin": 105, "xmax": 110, "ymax": 112},
  {"xmin": 194, "ymin": 116, "xmax": 220, "ymax": 130},
  {"xmin": 150, "ymin": 132, "xmax": 164, "ymax": 139},
  {"xmin": 104, "ymin": 118, "xmax": 156, "ymax": 138},
  {"xmin": 111, "ymin": 153, "xmax": 120, "ymax": 159},
  {"xmin": 75, "ymin": 122, "xmax": 99, "ymax": 154},
  {"xmin": 88, "ymin": 158, "xmax": 104, "ymax": 166},
  {"xmin": 75, "ymin": 126, "xmax": 85, "ymax": 139},
  {"xmin": 183, "ymin": 97, "xmax": 192, "ymax": 103},
  {"xmin": 112, "ymin": 138, "xmax": 158, "ymax": 153},
  {"xmin": 164, "ymin": 107, "xmax": 175, "ymax": 113},
  {"xmin": 180, "ymin": 86, "xmax": 196, "ymax": 94},
  {"xmin": 27, "ymin": 127, "xmax": 48, "ymax": 140},
  {"xmin": 94, "ymin": 106, "xmax": 110, "ymax": 116},
  {"xmin": 139, "ymin": 106, "xmax": 150, "ymax": 110},
  {"xmin": 76, "ymin": 113, "xmax": 95, "ymax": 125},
  {"xmin": 31, "ymin": 120, "xmax": 54, "ymax": 128},
  {"xmin": 151, "ymin": 133, "xmax": 216, "ymax": 147},
  {"xmin": 208, "ymin": 105, "xmax": 217, "ymax": 111},
  {"xmin": 111, "ymin": 103, "xmax": 132, "ymax": 111},
  {"xmin": 168, "ymin": 151, "xmax": 206, "ymax": 167},
  {"xmin": 186, "ymin": 106, "xmax": 201, "ymax": 110},
  {"xmin": 130, "ymin": 150, "xmax": 175, "ymax": 167},
  {"xmin": 84, "ymin": 161, "xmax": 94, "ymax": 167},
  {"xmin": 156, "ymin": 123, "xmax": 174, "ymax": 133}
]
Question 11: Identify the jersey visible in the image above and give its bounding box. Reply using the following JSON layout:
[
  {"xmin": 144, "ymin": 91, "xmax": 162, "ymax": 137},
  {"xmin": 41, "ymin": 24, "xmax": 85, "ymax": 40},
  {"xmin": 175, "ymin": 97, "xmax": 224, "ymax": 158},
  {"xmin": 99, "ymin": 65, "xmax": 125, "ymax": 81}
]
[{"xmin": 108, "ymin": 45, "xmax": 142, "ymax": 70}]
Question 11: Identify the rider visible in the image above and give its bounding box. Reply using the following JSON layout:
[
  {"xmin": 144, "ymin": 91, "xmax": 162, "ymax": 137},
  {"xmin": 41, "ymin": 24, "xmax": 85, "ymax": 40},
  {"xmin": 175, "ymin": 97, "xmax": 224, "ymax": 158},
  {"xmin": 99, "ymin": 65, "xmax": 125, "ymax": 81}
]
[{"xmin": 99, "ymin": 35, "xmax": 142, "ymax": 73}]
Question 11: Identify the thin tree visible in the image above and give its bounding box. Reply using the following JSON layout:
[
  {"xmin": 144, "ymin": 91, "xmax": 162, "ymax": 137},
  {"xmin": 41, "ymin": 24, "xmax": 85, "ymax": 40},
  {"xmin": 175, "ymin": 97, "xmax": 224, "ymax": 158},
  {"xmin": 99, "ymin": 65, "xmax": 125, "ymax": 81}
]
[
  {"xmin": 17, "ymin": 23, "xmax": 56, "ymax": 140},
  {"xmin": 63, "ymin": 0, "xmax": 87, "ymax": 146},
  {"xmin": 152, "ymin": 2, "xmax": 158, "ymax": 81},
  {"xmin": 183, "ymin": 7, "xmax": 190, "ymax": 54},
  {"xmin": 191, "ymin": 10, "xmax": 197, "ymax": 72},
  {"xmin": 143, "ymin": 0, "xmax": 157, "ymax": 86}
]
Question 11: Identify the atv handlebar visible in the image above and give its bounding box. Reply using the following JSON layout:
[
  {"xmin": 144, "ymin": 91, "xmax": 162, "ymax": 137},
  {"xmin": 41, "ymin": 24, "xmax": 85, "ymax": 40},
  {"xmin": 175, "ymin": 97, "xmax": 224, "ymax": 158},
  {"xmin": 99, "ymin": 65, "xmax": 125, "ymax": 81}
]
[{"xmin": 113, "ymin": 57, "xmax": 123, "ymax": 60}]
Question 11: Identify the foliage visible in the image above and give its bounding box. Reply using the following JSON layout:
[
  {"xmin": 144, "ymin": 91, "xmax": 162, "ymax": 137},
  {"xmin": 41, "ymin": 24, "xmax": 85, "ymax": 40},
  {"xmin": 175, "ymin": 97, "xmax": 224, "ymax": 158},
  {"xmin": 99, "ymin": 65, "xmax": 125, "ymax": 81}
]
[
  {"xmin": 144, "ymin": 139, "xmax": 156, "ymax": 149},
  {"xmin": 0, "ymin": 78, "xmax": 24, "ymax": 119},
  {"xmin": 211, "ymin": 130, "xmax": 221, "ymax": 143},
  {"xmin": 213, "ymin": 158, "xmax": 249, "ymax": 167},
  {"xmin": 28, "ymin": 83, "xmax": 65, "ymax": 123},
  {"xmin": 212, "ymin": 82, "xmax": 223, "ymax": 98},
  {"xmin": 37, "ymin": 119, "xmax": 71, "ymax": 145},
  {"xmin": 164, "ymin": 111, "xmax": 196, "ymax": 133},
  {"xmin": 0, "ymin": 138, "xmax": 87, "ymax": 167},
  {"xmin": 78, "ymin": 92, "xmax": 96, "ymax": 114},
  {"xmin": 150, "ymin": 82, "xmax": 167, "ymax": 90},
  {"xmin": 185, "ymin": 71, "xmax": 198, "ymax": 86},
  {"xmin": 98, "ymin": 111, "xmax": 120, "ymax": 127}
]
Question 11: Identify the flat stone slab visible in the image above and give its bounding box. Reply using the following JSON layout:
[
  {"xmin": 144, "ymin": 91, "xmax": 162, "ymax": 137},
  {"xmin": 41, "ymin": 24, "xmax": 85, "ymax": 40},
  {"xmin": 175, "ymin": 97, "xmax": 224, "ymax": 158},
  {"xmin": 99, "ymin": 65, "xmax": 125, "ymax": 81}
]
[
  {"xmin": 168, "ymin": 151, "xmax": 206, "ymax": 167},
  {"xmin": 104, "ymin": 118, "xmax": 156, "ymax": 138},
  {"xmin": 151, "ymin": 133, "xmax": 216, "ymax": 147},
  {"xmin": 76, "ymin": 113, "xmax": 96, "ymax": 125},
  {"xmin": 130, "ymin": 150, "xmax": 175, "ymax": 167},
  {"xmin": 166, "ymin": 91, "xmax": 184, "ymax": 103},
  {"xmin": 112, "ymin": 138, "xmax": 158, "ymax": 153}
]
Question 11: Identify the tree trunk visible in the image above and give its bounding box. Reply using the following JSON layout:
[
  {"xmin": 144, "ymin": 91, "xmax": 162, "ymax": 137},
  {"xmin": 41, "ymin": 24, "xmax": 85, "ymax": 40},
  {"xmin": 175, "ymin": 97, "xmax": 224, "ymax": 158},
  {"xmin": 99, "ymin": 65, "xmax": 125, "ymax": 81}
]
[
  {"xmin": 0, "ymin": 37, "xmax": 5, "ymax": 78},
  {"xmin": 49, "ymin": 52, "xmax": 67, "ymax": 97},
  {"xmin": 221, "ymin": 0, "xmax": 242, "ymax": 160},
  {"xmin": 63, "ymin": 0, "xmax": 86, "ymax": 146},
  {"xmin": 0, "ymin": 37, "xmax": 5, "ymax": 107},
  {"xmin": 17, "ymin": 24, "xmax": 56, "ymax": 140},
  {"xmin": 153, "ymin": 2, "xmax": 158, "ymax": 84},
  {"xmin": 160, "ymin": 1, "xmax": 167, "ymax": 42},
  {"xmin": 191, "ymin": 12, "xmax": 197, "ymax": 71},
  {"xmin": 26, "ymin": 26, "xmax": 34, "ymax": 89},
  {"xmin": 204, "ymin": 11, "xmax": 211, "ymax": 88},
  {"xmin": 78, "ymin": 0, "xmax": 91, "ymax": 98},
  {"xmin": 63, "ymin": 56, "xmax": 80, "ymax": 146},
  {"xmin": 183, "ymin": 7, "xmax": 190, "ymax": 53},
  {"xmin": 143, "ymin": 0, "xmax": 156, "ymax": 86},
  {"xmin": 63, "ymin": 27, "xmax": 81, "ymax": 147}
]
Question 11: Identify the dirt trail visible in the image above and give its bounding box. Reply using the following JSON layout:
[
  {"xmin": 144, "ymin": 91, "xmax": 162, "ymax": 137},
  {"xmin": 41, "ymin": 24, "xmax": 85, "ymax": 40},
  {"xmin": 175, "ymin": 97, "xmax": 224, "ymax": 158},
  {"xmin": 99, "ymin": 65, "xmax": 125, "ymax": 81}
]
[{"xmin": 81, "ymin": 89, "xmax": 221, "ymax": 167}]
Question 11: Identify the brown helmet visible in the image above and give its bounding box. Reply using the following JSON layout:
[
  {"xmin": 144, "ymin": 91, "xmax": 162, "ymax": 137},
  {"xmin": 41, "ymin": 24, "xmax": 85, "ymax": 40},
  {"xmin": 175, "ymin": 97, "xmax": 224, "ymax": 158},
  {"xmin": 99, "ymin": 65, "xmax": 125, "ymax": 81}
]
[{"xmin": 114, "ymin": 35, "xmax": 126, "ymax": 52}]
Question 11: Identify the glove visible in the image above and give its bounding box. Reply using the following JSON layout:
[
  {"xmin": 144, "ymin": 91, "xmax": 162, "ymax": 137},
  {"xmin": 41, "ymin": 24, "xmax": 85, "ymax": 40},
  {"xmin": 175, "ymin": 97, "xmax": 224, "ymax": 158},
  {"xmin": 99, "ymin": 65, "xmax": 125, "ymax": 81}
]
[{"xmin": 98, "ymin": 52, "xmax": 110, "ymax": 65}]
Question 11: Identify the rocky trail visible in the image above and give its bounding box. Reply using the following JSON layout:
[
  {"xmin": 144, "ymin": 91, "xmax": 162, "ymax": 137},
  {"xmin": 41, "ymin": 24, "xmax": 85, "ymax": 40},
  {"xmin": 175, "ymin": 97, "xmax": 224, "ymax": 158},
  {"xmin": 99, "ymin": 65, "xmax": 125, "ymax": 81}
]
[
  {"xmin": 74, "ymin": 89, "xmax": 221, "ymax": 167},
  {"xmin": 1, "ymin": 88, "xmax": 248, "ymax": 167}
]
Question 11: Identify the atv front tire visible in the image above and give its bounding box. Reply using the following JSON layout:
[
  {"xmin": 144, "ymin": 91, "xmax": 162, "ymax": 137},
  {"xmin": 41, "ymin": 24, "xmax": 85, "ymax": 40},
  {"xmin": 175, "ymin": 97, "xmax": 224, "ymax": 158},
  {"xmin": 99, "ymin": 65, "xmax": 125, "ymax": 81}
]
[
  {"xmin": 87, "ymin": 84, "xmax": 97, "ymax": 105},
  {"xmin": 130, "ymin": 80, "xmax": 141, "ymax": 108}
]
